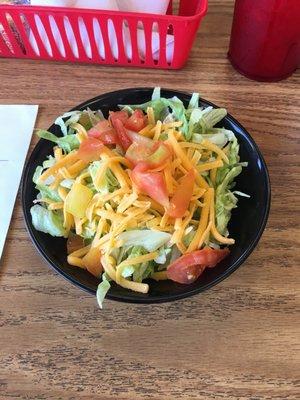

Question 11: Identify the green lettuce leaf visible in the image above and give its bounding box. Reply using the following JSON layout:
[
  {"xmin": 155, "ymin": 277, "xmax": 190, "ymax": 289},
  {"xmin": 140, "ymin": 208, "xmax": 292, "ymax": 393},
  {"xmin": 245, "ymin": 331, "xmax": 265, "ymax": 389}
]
[
  {"xmin": 117, "ymin": 230, "xmax": 171, "ymax": 252},
  {"xmin": 30, "ymin": 205, "xmax": 67, "ymax": 237},
  {"xmin": 33, "ymin": 166, "xmax": 44, "ymax": 184},
  {"xmin": 35, "ymin": 184, "xmax": 62, "ymax": 203},
  {"xmin": 154, "ymin": 246, "xmax": 172, "ymax": 264},
  {"xmin": 96, "ymin": 273, "xmax": 111, "ymax": 309},
  {"xmin": 216, "ymin": 137, "xmax": 241, "ymax": 186},
  {"xmin": 133, "ymin": 262, "xmax": 154, "ymax": 283},
  {"xmin": 55, "ymin": 111, "xmax": 81, "ymax": 136},
  {"xmin": 78, "ymin": 108, "xmax": 102, "ymax": 130},
  {"xmin": 192, "ymin": 128, "xmax": 235, "ymax": 148},
  {"xmin": 118, "ymin": 246, "xmax": 147, "ymax": 283},
  {"xmin": 182, "ymin": 228, "xmax": 196, "ymax": 247},
  {"xmin": 215, "ymin": 165, "xmax": 243, "ymax": 236},
  {"xmin": 89, "ymin": 161, "xmax": 119, "ymax": 194},
  {"xmin": 37, "ymin": 130, "xmax": 80, "ymax": 153},
  {"xmin": 122, "ymin": 93, "xmax": 189, "ymax": 139},
  {"xmin": 188, "ymin": 93, "xmax": 200, "ymax": 109},
  {"xmin": 199, "ymin": 108, "xmax": 227, "ymax": 132}
]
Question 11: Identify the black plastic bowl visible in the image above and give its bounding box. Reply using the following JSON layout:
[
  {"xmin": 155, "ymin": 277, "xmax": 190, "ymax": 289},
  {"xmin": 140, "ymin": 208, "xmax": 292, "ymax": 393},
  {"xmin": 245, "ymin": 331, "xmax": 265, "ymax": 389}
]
[{"xmin": 22, "ymin": 88, "xmax": 271, "ymax": 304}]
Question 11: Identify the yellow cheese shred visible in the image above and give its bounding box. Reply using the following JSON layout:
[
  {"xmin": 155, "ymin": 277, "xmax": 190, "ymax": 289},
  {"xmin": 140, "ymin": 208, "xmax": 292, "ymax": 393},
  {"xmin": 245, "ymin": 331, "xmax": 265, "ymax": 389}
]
[
  {"xmin": 151, "ymin": 271, "xmax": 168, "ymax": 281},
  {"xmin": 210, "ymin": 155, "xmax": 221, "ymax": 185},
  {"xmin": 153, "ymin": 120, "xmax": 162, "ymax": 141},
  {"xmin": 116, "ymin": 252, "xmax": 158, "ymax": 284},
  {"xmin": 201, "ymin": 140, "xmax": 229, "ymax": 164},
  {"xmin": 48, "ymin": 202, "xmax": 64, "ymax": 211},
  {"xmin": 69, "ymin": 245, "xmax": 91, "ymax": 258},
  {"xmin": 197, "ymin": 159, "xmax": 224, "ymax": 173},
  {"xmin": 168, "ymin": 130, "xmax": 209, "ymax": 189},
  {"xmin": 67, "ymin": 256, "xmax": 86, "ymax": 269},
  {"xmin": 54, "ymin": 147, "xmax": 63, "ymax": 160},
  {"xmin": 72, "ymin": 123, "xmax": 88, "ymax": 143},
  {"xmin": 147, "ymin": 107, "xmax": 155, "ymax": 125},
  {"xmin": 139, "ymin": 124, "xmax": 155, "ymax": 138},
  {"xmin": 187, "ymin": 189, "xmax": 212, "ymax": 253},
  {"xmin": 38, "ymin": 151, "xmax": 78, "ymax": 182},
  {"xmin": 101, "ymin": 256, "xmax": 149, "ymax": 294}
]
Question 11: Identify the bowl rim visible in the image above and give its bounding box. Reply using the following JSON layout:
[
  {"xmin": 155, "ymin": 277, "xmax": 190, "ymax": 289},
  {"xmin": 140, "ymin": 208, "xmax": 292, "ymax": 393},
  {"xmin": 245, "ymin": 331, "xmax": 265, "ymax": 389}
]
[{"xmin": 21, "ymin": 87, "xmax": 271, "ymax": 304}]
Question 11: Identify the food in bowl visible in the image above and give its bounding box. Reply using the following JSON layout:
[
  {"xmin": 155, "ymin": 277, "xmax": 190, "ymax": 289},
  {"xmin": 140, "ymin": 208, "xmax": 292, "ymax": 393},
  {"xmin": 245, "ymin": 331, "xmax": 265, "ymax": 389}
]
[{"xmin": 31, "ymin": 88, "xmax": 248, "ymax": 307}]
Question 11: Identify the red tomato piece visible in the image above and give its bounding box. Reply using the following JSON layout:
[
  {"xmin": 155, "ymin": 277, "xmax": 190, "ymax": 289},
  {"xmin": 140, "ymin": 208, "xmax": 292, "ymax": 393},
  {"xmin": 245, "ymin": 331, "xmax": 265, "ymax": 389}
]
[
  {"xmin": 124, "ymin": 109, "xmax": 146, "ymax": 132},
  {"xmin": 131, "ymin": 164, "xmax": 169, "ymax": 208},
  {"xmin": 111, "ymin": 119, "xmax": 132, "ymax": 151},
  {"xmin": 168, "ymin": 169, "xmax": 196, "ymax": 218},
  {"xmin": 77, "ymin": 137, "xmax": 104, "ymax": 162},
  {"xmin": 88, "ymin": 120, "xmax": 119, "ymax": 145},
  {"xmin": 109, "ymin": 110, "xmax": 129, "ymax": 125},
  {"xmin": 167, "ymin": 248, "xmax": 230, "ymax": 284}
]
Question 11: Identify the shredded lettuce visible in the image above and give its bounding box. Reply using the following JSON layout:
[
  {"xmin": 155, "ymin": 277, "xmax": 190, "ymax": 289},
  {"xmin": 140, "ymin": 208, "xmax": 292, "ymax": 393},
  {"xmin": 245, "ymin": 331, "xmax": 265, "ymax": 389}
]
[
  {"xmin": 96, "ymin": 273, "xmax": 111, "ymax": 309},
  {"xmin": 215, "ymin": 136, "xmax": 247, "ymax": 235},
  {"xmin": 89, "ymin": 161, "xmax": 119, "ymax": 194},
  {"xmin": 152, "ymin": 87, "xmax": 161, "ymax": 101},
  {"xmin": 199, "ymin": 108, "xmax": 227, "ymax": 132},
  {"xmin": 154, "ymin": 246, "xmax": 172, "ymax": 265},
  {"xmin": 78, "ymin": 108, "xmax": 102, "ymax": 130},
  {"xmin": 117, "ymin": 230, "xmax": 171, "ymax": 252},
  {"xmin": 188, "ymin": 93, "xmax": 200, "ymax": 109},
  {"xmin": 55, "ymin": 111, "xmax": 81, "ymax": 136},
  {"xmin": 37, "ymin": 130, "xmax": 79, "ymax": 153},
  {"xmin": 32, "ymin": 166, "xmax": 44, "ymax": 184},
  {"xmin": 30, "ymin": 205, "xmax": 67, "ymax": 237},
  {"xmin": 123, "ymin": 87, "xmax": 229, "ymax": 141},
  {"xmin": 133, "ymin": 262, "xmax": 154, "ymax": 283},
  {"xmin": 182, "ymin": 229, "xmax": 196, "ymax": 247},
  {"xmin": 117, "ymin": 246, "xmax": 153, "ymax": 283},
  {"xmin": 35, "ymin": 184, "xmax": 62, "ymax": 203}
]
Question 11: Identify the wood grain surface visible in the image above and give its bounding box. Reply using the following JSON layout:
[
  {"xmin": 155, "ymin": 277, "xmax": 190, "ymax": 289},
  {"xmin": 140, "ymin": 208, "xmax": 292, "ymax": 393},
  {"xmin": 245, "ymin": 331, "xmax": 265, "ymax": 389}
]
[{"xmin": 0, "ymin": 1, "xmax": 299, "ymax": 399}]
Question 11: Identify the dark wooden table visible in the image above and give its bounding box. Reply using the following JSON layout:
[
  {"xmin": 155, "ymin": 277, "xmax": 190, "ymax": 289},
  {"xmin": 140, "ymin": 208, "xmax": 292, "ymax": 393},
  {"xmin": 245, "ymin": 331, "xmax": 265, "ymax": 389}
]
[{"xmin": 0, "ymin": 1, "xmax": 299, "ymax": 399}]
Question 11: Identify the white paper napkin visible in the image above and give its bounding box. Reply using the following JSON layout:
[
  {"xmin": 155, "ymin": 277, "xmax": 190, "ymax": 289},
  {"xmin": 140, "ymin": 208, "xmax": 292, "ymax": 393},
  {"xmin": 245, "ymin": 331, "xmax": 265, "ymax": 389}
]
[{"xmin": 0, "ymin": 105, "xmax": 38, "ymax": 260}]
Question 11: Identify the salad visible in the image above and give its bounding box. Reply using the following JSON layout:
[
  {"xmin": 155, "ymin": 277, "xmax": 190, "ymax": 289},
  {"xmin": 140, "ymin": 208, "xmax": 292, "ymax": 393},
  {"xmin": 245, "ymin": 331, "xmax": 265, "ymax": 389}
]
[{"xmin": 31, "ymin": 88, "xmax": 248, "ymax": 307}]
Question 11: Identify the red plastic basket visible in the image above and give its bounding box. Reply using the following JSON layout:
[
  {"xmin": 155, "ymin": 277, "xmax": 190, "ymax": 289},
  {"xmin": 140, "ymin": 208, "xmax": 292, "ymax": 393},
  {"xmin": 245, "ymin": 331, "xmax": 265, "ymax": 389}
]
[{"xmin": 0, "ymin": 0, "xmax": 207, "ymax": 69}]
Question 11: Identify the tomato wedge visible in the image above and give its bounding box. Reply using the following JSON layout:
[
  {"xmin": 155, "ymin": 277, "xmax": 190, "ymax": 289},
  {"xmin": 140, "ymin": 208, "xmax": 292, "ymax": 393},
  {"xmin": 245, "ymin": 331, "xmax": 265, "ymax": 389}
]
[
  {"xmin": 167, "ymin": 248, "xmax": 230, "ymax": 284},
  {"xmin": 109, "ymin": 110, "xmax": 129, "ymax": 125},
  {"xmin": 168, "ymin": 169, "xmax": 196, "ymax": 218},
  {"xmin": 131, "ymin": 163, "xmax": 169, "ymax": 208},
  {"xmin": 87, "ymin": 120, "xmax": 119, "ymax": 145},
  {"xmin": 111, "ymin": 119, "xmax": 132, "ymax": 151},
  {"xmin": 77, "ymin": 137, "xmax": 104, "ymax": 162},
  {"xmin": 82, "ymin": 247, "xmax": 103, "ymax": 278},
  {"xmin": 124, "ymin": 109, "xmax": 146, "ymax": 132}
]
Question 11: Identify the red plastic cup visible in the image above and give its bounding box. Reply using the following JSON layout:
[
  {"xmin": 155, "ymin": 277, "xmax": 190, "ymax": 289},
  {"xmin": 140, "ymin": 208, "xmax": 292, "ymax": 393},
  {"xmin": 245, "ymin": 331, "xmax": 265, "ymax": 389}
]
[{"xmin": 228, "ymin": 0, "xmax": 300, "ymax": 81}]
